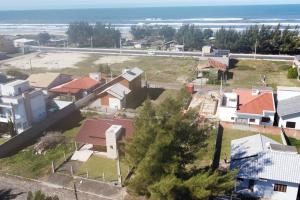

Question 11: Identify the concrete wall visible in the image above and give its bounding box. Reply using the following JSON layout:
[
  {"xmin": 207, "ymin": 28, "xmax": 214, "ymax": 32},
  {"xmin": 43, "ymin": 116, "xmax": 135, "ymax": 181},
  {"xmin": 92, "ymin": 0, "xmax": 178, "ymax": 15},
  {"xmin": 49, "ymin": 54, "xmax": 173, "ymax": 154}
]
[{"xmin": 30, "ymin": 92, "xmax": 46, "ymax": 123}]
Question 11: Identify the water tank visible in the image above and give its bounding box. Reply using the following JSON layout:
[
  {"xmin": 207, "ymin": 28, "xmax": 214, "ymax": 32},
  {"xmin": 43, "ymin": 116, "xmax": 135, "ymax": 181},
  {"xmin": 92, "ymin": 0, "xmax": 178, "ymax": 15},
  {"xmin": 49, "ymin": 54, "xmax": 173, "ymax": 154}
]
[{"xmin": 186, "ymin": 83, "xmax": 194, "ymax": 94}]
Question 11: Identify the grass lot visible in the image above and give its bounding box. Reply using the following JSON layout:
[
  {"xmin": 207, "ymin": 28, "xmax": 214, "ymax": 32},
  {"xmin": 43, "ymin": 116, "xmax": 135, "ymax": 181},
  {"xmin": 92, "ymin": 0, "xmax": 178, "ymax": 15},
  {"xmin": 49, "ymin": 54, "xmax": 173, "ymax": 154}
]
[
  {"xmin": 76, "ymin": 155, "xmax": 129, "ymax": 182},
  {"xmin": 0, "ymin": 137, "xmax": 8, "ymax": 145},
  {"xmin": 227, "ymin": 59, "xmax": 298, "ymax": 89},
  {"xmin": 59, "ymin": 54, "xmax": 199, "ymax": 83},
  {"xmin": 289, "ymin": 137, "xmax": 300, "ymax": 153},
  {"xmin": 220, "ymin": 128, "xmax": 282, "ymax": 161},
  {"xmin": 195, "ymin": 127, "xmax": 218, "ymax": 167},
  {"xmin": 0, "ymin": 111, "xmax": 91, "ymax": 179},
  {"xmin": 150, "ymin": 89, "xmax": 179, "ymax": 105},
  {"xmin": 0, "ymin": 143, "xmax": 74, "ymax": 178}
]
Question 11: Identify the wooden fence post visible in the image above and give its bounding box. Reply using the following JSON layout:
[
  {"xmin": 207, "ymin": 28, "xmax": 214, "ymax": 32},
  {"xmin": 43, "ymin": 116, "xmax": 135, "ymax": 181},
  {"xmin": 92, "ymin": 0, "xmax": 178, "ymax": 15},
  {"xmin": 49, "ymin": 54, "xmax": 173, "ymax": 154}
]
[{"xmin": 52, "ymin": 161, "xmax": 55, "ymax": 173}]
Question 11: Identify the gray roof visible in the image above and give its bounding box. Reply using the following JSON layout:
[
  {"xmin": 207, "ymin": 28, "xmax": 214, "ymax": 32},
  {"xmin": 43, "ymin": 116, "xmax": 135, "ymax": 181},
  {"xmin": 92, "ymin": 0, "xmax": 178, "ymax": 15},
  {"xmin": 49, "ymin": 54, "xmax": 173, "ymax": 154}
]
[
  {"xmin": 231, "ymin": 134, "xmax": 279, "ymax": 160},
  {"xmin": 122, "ymin": 67, "xmax": 143, "ymax": 82},
  {"xmin": 231, "ymin": 151, "xmax": 300, "ymax": 184},
  {"xmin": 270, "ymin": 143, "xmax": 298, "ymax": 153},
  {"xmin": 231, "ymin": 134, "xmax": 300, "ymax": 184},
  {"xmin": 277, "ymin": 95, "xmax": 300, "ymax": 117},
  {"xmin": 103, "ymin": 83, "xmax": 131, "ymax": 100}
]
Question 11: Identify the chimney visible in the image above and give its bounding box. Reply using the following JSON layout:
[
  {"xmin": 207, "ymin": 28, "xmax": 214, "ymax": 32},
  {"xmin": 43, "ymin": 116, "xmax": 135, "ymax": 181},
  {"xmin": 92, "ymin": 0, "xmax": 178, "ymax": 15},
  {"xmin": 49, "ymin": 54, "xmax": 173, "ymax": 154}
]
[{"xmin": 89, "ymin": 73, "xmax": 101, "ymax": 82}]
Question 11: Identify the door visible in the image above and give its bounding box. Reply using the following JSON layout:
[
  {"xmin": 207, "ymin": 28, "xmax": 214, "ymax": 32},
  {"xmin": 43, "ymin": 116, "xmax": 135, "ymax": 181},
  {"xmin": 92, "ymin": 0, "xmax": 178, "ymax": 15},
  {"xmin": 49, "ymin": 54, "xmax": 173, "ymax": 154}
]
[{"xmin": 109, "ymin": 98, "xmax": 121, "ymax": 110}]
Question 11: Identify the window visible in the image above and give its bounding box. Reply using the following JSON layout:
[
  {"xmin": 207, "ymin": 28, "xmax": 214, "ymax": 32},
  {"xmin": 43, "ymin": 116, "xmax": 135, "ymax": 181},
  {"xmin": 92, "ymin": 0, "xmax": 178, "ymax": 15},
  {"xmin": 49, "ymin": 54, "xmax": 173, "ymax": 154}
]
[
  {"xmin": 231, "ymin": 117, "xmax": 235, "ymax": 120},
  {"xmin": 248, "ymin": 180, "xmax": 255, "ymax": 191},
  {"xmin": 274, "ymin": 184, "xmax": 287, "ymax": 192},
  {"xmin": 249, "ymin": 119, "xmax": 255, "ymax": 123},
  {"xmin": 261, "ymin": 117, "xmax": 270, "ymax": 123},
  {"xmin": 286, "ymin": 121, "xmax": 296, "ymax": 128}
]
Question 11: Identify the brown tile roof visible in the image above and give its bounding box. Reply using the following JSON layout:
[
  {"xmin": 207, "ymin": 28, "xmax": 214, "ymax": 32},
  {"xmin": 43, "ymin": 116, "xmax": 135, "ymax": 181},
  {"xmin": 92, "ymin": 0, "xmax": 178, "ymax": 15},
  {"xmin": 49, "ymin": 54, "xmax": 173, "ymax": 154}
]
[
  {"xmin": 50, "ymin": 77, "xmax": 100, "ymax": 94},
  {"xmin": 235, "ymin": 89, "xmax": 275, "ymax": 115},
  {"xmin": 208, "ymin": 58, "xmax": 227, "ymax": 71},
  {"xmin": 75, "ymin": 118, "xmax": 134, "ymax": 146}
]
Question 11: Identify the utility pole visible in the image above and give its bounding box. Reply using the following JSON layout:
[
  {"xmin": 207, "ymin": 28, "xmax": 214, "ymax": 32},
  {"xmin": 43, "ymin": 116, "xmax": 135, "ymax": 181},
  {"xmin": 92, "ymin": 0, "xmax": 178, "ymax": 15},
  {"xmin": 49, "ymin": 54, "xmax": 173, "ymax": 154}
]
[
  {"xmin": 120, "ymin": 37, "xmax": 122, "ymax": 54},
  {"xmin": 116, "ymin": 144, "xmax": 122, "ymax": 185},
  {"xmin": 254, "ymin": 39, "xmax": 258, "ymax": 60},
  {"xmin": 90, "ymin": 36, "xmax": 93, "ymax": 48}
]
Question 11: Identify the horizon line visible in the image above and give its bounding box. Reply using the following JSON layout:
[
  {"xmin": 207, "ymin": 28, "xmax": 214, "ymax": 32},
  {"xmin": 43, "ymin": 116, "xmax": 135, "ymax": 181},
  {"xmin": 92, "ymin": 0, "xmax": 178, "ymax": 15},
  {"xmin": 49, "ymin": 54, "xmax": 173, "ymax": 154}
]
[{"xmin": 0, "ymin": 3, "xmax": 300, "ymax": 12}]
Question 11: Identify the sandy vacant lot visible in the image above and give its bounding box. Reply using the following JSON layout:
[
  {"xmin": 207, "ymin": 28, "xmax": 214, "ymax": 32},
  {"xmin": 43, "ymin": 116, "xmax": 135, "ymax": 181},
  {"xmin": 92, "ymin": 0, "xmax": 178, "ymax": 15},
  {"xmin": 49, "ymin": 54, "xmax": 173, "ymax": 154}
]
[
  {"xmin": 0, "ymin": 52, "xmax": 89, "ymax": 70},
  {"xmin": 94, "ymin": 55, "xmax": 136, "ymax": 65},
  {"xmin": 0, "ymin": 53, "xmax": 137, "ymax": 70}
]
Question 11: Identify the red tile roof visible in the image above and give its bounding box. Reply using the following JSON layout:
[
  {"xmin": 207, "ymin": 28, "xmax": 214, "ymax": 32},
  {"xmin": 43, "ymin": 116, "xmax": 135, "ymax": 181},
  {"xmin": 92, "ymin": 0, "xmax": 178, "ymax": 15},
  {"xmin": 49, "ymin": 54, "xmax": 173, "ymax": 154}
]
[
  {"xmin": 208, "ymin": 58, "xmax": 227, "ymax": 72},
  {"xmin": 50, "ymin": 77, "xmax": 100, "ymax": 94},
  {"xmin": 235, "ymin": 89, "xmax": 275, "ymax": 115},
  {"xmin": 75, "ymin": 118, "xmax": 134, "ymax": 146}
]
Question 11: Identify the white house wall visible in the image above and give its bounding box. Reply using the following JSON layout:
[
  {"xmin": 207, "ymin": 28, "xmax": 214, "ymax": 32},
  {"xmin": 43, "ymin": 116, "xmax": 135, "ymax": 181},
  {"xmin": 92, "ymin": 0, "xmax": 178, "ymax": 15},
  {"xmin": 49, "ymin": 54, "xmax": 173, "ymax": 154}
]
[
  {"xmin": 279, "ymin": 113, "xmax": 300, "ymax": 130},
  {"xmin": 254, "ymin": 180, "xmax": 299, "ymax": 200},
  {"xmin": 218, "ymin": 107, "xmax": 236, "ymax": 122}
]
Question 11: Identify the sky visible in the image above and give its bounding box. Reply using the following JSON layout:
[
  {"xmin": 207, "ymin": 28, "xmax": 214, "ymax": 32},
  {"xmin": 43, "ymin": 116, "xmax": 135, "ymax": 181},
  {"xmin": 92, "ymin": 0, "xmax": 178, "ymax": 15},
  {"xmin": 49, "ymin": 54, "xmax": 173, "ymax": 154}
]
[{"xmin": 1, "ymin": 0, "xmax": 300, "ymax": 10}]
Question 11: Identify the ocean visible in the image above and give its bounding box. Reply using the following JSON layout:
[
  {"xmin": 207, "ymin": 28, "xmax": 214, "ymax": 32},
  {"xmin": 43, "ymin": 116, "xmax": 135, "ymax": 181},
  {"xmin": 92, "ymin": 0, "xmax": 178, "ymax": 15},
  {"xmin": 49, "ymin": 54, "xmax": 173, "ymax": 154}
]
[{"xmin": 1, "ymin": 4, "xmax": 300, "ymax": 35}]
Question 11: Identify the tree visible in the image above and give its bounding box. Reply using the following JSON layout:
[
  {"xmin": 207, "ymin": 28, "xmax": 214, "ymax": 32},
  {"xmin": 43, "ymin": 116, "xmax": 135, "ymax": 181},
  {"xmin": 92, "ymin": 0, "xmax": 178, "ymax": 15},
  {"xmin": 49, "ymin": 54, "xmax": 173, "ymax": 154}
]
[
  {"xmin": 0, "ymin": 35, "xmax": 16, "ymax": 53},
  {"xmin": 92, "ymin": 23, "xmax": 121, "ymax": 48},
  {"xmin": 125, "ymin": 89, "xmax": 235, "ymax": 199},
  {"xmin": 66, "ymin": 22, "xmax": 93, "ymax": 47},
  {"xmin": 175, "ymin": 25, "xmax": 210, "ymax": 50},
  {"xmin": 27, "ymin": 190, "xmax": 59, "ymax": 200},
  {"xmin": 159, "ymin": 26, "xmax": 176, "ymax": 42},
  {"xmin": 38, "ymin": 32, "xmax": 51, "ymax": 46},
  {"xmin": 130, "ymin": 25, "xmax": 158, "ymax": 40},
  {"xmin": 7, "ymin": 117, "xmax": 17, "ymax": 137},
  {"xmin": 287, "ymin": 67, "xmax": 298, "ymax": 79}
]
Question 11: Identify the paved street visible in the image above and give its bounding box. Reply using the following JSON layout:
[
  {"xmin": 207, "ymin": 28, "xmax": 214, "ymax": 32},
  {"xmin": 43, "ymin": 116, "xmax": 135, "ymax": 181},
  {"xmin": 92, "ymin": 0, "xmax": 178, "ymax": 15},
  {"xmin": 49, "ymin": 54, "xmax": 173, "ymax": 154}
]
[
  {"xmin": 0, "ymin": 174, "xmax": 123, "ymax": 200},
  {"xmin": 29, "ymin": 46, "xmax": 295, "ymax": 61}
]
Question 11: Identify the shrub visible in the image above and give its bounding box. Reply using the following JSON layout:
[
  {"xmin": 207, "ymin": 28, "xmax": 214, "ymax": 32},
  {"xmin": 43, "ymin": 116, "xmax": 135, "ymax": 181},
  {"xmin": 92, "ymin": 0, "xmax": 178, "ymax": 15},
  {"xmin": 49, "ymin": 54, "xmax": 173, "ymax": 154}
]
[
  {"xmin": 6, "ymin": 69, "xmax": 28, "ymax": 79},
  {"xmin": 287, "ymin": 67, "xmax": 298, "ymax": 79}
]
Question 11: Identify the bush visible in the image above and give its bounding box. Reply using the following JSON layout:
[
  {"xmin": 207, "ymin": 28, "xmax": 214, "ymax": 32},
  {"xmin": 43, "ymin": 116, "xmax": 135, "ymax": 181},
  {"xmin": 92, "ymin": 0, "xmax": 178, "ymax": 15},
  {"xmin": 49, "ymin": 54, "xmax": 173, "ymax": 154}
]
[
  {"xmin": 287, "ymin": 67, "xmax": 298, "ymax": 79},
  {"xmin": 6, "ymin": 69, "xmax": 28, "ymax": 79}
]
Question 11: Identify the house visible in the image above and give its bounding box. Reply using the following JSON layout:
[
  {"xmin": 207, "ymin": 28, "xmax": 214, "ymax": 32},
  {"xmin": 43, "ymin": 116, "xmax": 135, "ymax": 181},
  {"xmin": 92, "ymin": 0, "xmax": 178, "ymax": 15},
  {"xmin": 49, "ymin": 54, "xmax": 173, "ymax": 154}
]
[
  {"xmin": 50, "ymin": 75, "xmax": 101, "ymax": 101},
  {"xmin": 202, "ymin": 46, "xmax": 212, "ymax": 56},
  {"xmin": 277, "ymin": 86, "xmax": 300, "ymax": 129},
  {"xmin": 231, "ymin": 134, "xmax": 300, "ymax": 200},
  {"xmin": 74, "ymin": 118, "xmax": 134, "ymax": 159},
  {"xmin": 161, "ymin": 40, "xmax": 184, "ymax": 52},
  {"xmin": 117, "ymin": 67, "xmax": 143, "ymax": 91},
  {"xmin": 27, "ymin": 73, "xmax": 73, "ymax": 95},
  {"xmin": 218, "ymin": 88, "xmax": 275, "ymax": 126},
  {"xmin": 197, "ymin": 57, "xmax": 229, "ymax": 82},
  {"xmin": 293, "ymin": 55, "xmax": 300, "ymax": 79},
  {"xmin": 98, "ymin": 83, "xmax": 131, "ymax": 110},
  {"xmin": 95, "ymin": 67, "xmax": 143, "ymax": 109},
  {"xmin": 0, "ymin": 80, "xmax": 46, "ymax": 134},
  {"xmin": 13, "ymin": 38, "xmax": 36, "ymax": 48}
]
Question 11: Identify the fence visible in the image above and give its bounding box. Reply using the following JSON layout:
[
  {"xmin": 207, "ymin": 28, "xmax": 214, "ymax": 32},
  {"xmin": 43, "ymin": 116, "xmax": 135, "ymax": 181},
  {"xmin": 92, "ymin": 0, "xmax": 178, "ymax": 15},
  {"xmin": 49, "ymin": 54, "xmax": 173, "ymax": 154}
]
[
  {"xmin": 221, "ymin": 122, "xmax": 300, "ymax": 140},
  {"xmin": 211, "ymin": 122, "xmax": 223, "ymax": 170}
]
